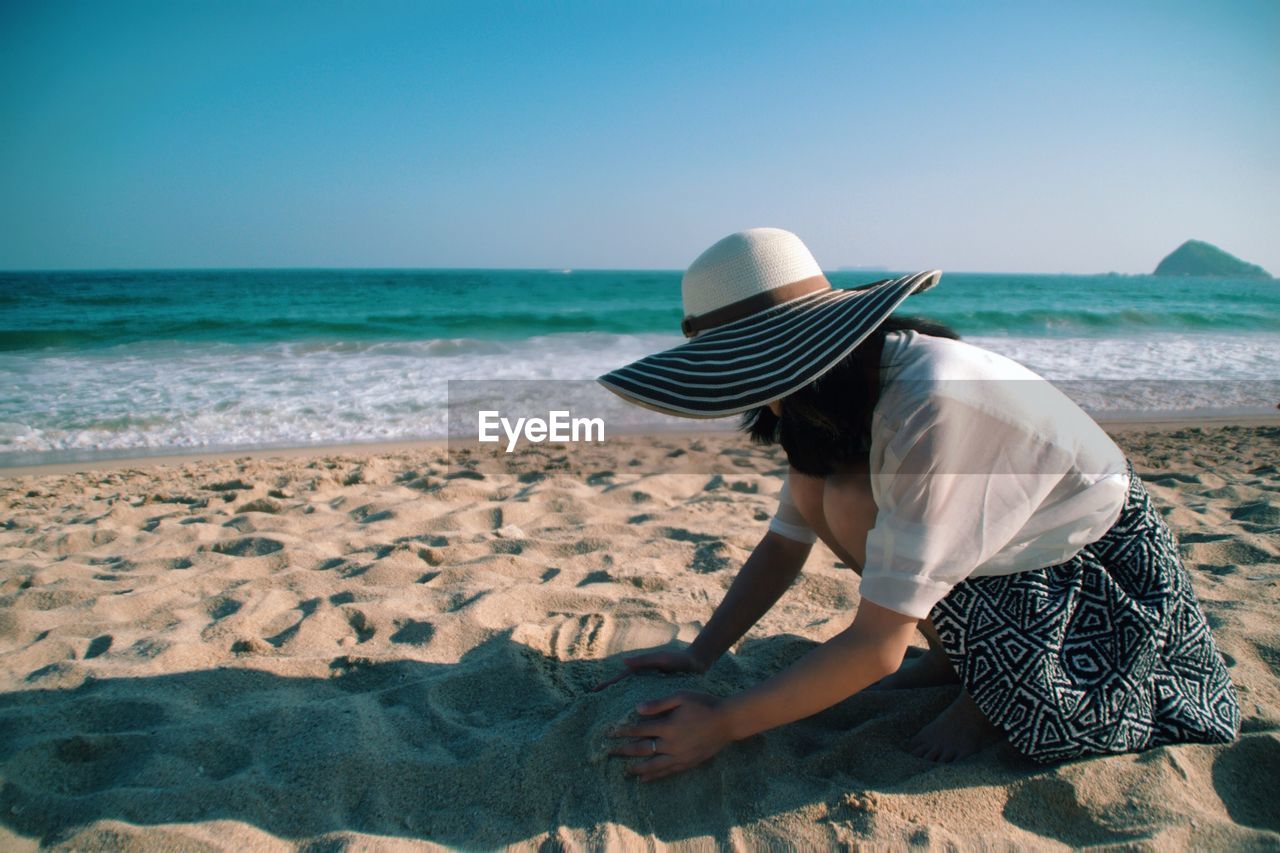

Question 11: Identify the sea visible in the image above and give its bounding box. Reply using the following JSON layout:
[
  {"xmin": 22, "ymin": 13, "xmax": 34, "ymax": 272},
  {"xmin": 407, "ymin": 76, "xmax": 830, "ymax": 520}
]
[{"xmin": 1, "ymin": 269, "xmax": 1277, "ymax": 467}]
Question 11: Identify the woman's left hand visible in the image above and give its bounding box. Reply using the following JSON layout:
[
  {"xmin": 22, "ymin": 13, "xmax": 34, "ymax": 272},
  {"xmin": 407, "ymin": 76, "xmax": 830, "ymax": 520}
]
[{"xmin": 604, "ymin": 690, "xmax": 734, "ymax": 782}]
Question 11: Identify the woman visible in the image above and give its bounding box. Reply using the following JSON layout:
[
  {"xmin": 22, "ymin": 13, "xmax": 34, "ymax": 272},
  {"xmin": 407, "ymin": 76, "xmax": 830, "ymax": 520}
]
[{"xmin": 591, "ymin": 227, "xmax": 1239, "ymax": 782}]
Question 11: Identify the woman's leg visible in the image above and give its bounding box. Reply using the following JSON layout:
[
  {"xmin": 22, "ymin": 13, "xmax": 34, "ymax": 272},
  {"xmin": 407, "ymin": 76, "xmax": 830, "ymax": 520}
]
[{"xmin": 790, "ymin": 467, "xmax": 1001, "ymax": 761}]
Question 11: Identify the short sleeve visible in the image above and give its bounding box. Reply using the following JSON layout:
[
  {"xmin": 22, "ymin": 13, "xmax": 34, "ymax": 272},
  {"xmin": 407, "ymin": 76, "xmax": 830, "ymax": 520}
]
[
  {"xmin": 769, "ymin": 475, "xmax": 818, "ymax": 544},
  {"xmin": 859, "ymin": 394, "xmax": 1068, "ymax": 619}
]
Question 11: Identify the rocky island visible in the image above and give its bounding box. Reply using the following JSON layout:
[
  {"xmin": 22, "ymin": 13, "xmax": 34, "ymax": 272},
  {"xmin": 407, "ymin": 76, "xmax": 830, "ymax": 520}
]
[{"xmin": 1154, "ymin": 239, "xmax": 1272, "ymax": 279}]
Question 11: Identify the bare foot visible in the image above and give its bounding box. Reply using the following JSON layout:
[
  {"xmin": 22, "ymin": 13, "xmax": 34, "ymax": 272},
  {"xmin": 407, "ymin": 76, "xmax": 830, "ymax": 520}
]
[
  {"xmin": 906, "ymin": 690, "xmax": 1003, "ymax": 763},
  {"xmin": 866, "ymin": 645, "xmax": 960, "ymax": 690}
]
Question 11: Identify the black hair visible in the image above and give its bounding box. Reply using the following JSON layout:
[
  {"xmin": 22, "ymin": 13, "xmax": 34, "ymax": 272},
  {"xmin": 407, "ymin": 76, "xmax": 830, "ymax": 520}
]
[{"xmin": 739, "ymin": 314, "xmax": 960, "ymax": 476}]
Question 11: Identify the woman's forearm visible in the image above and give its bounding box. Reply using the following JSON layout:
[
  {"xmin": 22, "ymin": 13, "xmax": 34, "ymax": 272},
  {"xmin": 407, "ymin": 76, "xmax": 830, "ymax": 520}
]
[
  {"xmin": 719, "ymin": 604, "xmax": 918, "ymax": 740},
  {"xmin": 687, "ymin": 532, "xmax": 811, "ymax": 668}
]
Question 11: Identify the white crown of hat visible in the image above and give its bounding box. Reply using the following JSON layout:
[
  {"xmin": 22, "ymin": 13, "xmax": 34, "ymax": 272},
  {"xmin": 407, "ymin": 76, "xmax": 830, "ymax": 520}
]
[{"xmin": 682, "ymin": 227, "xmax": 824, "ymax": 318}]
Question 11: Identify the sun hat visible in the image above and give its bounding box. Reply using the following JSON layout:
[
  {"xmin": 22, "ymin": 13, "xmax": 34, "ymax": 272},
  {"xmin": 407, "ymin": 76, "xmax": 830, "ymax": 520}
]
[{"xmin": 597, "ymin": 227, "xmax": 942, "ymax": 417}]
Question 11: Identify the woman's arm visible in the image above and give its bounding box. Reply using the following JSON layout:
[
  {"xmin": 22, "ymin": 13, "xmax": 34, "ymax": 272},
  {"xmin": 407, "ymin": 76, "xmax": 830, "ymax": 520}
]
[
  {"xmin": 605, "ymin": 598, "xmax": 919, "ymax": 781},
  {"xmin": 686, "ymin": 530, "xmax": 813, "ymax": 668},
  {"xmin": 591, "ymin": 530, "xmax": 812, "ymax": 692},
  {"xmin": 720, "ymin": 598, "xmax": 918, "ymax": 739}
]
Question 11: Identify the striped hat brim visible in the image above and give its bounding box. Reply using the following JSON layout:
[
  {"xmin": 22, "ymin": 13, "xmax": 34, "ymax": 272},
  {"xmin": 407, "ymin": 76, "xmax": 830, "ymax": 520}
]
[{"xmin": 597, "ymin": 270, "xmax": 941, "ymax": 418}]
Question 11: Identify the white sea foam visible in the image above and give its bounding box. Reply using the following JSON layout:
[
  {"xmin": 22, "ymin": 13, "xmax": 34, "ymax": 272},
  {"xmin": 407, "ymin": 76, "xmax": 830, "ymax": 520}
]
[{"xmin": 2, "ymin": 331, "xmax": 1276, "ymax": 465}]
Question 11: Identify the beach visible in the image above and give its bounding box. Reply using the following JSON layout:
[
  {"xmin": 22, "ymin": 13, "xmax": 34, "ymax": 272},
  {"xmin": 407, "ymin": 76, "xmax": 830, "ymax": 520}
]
[
  {"xmin": 1, "ymin": 420, "xmax": 1277, "ymax": 850},
  {"xmin": 5, "ymin": 0, "xmax": 1278, "ymax": 846}
]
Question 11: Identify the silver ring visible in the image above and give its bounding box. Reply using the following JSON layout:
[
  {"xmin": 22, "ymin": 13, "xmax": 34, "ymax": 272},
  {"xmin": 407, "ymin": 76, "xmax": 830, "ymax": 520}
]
[{"xmin": 649, "ymin": 737, "xmax": 658, "ymax": 755}]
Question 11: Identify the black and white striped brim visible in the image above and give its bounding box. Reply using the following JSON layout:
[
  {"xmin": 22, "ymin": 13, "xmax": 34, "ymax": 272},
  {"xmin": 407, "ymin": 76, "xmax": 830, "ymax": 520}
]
[{"xmin": 597, "ymin": 270, "xmax": 942, "ymax": 418}]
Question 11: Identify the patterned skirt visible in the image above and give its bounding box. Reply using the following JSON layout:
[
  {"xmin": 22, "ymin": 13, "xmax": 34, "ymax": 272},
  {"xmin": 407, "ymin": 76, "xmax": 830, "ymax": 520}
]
[{"xmin": 928, "ymin": 459, "xmax": 1240, "ymax": 764}]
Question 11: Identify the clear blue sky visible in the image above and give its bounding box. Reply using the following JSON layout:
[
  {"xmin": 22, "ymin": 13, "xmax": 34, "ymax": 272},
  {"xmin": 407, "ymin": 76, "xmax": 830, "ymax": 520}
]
[{"xmin": 1, "ymin": 0, "xmax": 1276, "ymax": 273}]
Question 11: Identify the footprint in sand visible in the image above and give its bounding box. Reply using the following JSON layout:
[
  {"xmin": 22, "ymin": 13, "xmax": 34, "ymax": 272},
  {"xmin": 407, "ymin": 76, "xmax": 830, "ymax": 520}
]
[
  {"xmin": 84, "ymin": 635, "xmax": 112, "ymax": 659},
  {"xmin": 1178, "ymin": 532, "xmax": 1234, "ymax": 544},
  {"xmin": 416, "ymin": 547, "xmax": 445, "ymax": 566},
  {"xmin": 1231, "ymin": 502, "xmax": 1280, "ymax": 525},
  {"xmin": 1145, "ymin": 472, "xmax": 1202, "ymax": 486},
  {"xmin": 660, "ymin": 527, "xmax": 718, "ymax": 544},
  {"xmin": 389, "ymin": 620, "xmax": 434, "ymax": 645},
  {"xmin": 447, "ymin": 591, "xmax": 486, "ymax": 612},
  {"xmin": 262, "ymin": 598, "xmax": 320, "ymax": 648},
  {"xmin": 551, "ymin": 538, "xmax": 608, "ymax": 557},
  {"xmin": 622, "ymin": 575, "xmax": 668, "ymax": 592},
  {"xmin": 1212, "ymin": 734, "xmax": 1280, "ymax": 833},
  {"xmin": 338, "ymin": 563, "xmax": 371, "ymax": 579},
  {"xmin": 1004, "ymin": 777, "xmax": 1141, "ymax": 847},
  {"xmin": 211, "ymin": 537, "xmax": 284, "ymax": 557},
  {"xmin": 235, "ymin": 498, "xmax": 282, "ymax": 514},
  {"xmin": 350, "ymin": 504, "xmax": 395, "ymax": 524},
  {"xmin": 204, "ymin": 479, "xmax": 253, "ymax": 492},
  {"xmin": 208, "ymin": 598, "xmax": 242, "ymax": 620},
  {"xmin": 346, "ymin": 609, "xmax": 377, "ymax": 643},
  {"xmin": 690, "ymin": 541, "xmax": 731, "ymax": 574},
  {"xmin": 490, "ymin": 539, "xmax": 523, "ymax": 555},
  {"xmin": 47, "ymin": 734, "xmax": 143, "ymax": 794},
  {"xmin": 1251, "ymin": 641, "xmax": 1280, "ymax": 678}
]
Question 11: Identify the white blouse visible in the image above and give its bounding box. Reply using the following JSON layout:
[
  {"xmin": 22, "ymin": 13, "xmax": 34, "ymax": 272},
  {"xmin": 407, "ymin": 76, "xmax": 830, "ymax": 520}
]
[{"xmin": 771, "ymin": 330, "xmax": 1130, "ymax": 620}]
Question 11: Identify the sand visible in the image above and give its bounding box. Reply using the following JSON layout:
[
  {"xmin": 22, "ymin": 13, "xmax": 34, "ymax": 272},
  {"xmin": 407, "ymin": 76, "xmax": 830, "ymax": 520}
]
[{"xmin": 0, "ymin": 424, "xmax": 1277, "ymax": 850}]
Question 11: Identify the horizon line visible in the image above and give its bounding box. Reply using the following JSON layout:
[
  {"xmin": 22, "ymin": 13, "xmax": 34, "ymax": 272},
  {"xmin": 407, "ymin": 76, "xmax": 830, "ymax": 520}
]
[{"xmin": 0, "ymin": 264, "xmax": 1164, "ymax": 277}]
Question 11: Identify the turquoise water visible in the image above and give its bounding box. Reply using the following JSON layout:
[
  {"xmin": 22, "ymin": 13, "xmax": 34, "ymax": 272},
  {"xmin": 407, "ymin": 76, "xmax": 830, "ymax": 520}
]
[
  {"xmin": 2, "ymin": 269, "xmax": 1278, "ymax": 350},
  {"xmin": 1, "ymin": 269, "xmax": 1277, "ymax": 465}
]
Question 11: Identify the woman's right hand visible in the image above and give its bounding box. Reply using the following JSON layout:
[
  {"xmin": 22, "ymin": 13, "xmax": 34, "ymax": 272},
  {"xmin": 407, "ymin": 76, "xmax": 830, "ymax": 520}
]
[{"xmin": 590, "ymin": 646, "xmax": 711, "ymax": 692}]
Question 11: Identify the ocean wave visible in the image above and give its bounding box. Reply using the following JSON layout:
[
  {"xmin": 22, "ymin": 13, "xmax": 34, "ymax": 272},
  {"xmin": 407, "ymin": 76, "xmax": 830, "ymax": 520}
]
[
  {"xmin": 2, "ymin": 270, "xmax": 1276, "ymax": 353},
  {"xmin": 0, "ymin": 329, "xmax": 92, "ymax": 351},
  {"xmin": 1, "ymin": 331, "xmax": 1278, "ymax": 465},
  {"xmin": 949, "ymin": 308, "xmax": 1279, "ymax": 335},
  {"xmin": 4, "ymin": 307, "xmax": 1273, "ymax": 353},
  {"xmin": 59, "ymin": 294, "xmax": 171, "ymax": 307},
  {"xmin": 1, "ymin": 265, "xmax": 1277, "ymax": 463},
  {"xmin": 0, "ymin": 311, "xmax": 687, "ymax": 352}
]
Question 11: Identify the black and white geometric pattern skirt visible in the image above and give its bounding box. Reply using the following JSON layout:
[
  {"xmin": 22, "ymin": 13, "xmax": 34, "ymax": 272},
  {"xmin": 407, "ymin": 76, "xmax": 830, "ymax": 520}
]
[{"xmin": 928, "ymin": 459, "xmax": 1240, "ymax": 764}]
